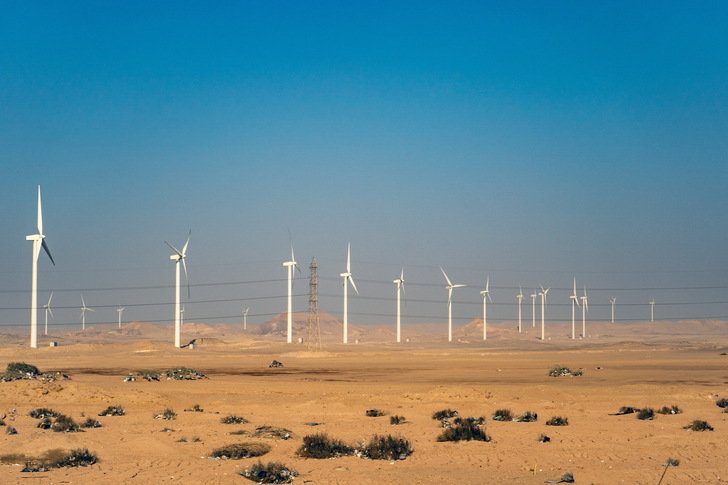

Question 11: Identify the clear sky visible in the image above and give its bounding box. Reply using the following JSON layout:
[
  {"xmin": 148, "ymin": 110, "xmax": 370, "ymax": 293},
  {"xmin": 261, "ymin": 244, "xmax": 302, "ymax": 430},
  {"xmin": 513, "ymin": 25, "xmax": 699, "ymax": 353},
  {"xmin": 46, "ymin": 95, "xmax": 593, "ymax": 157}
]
[{"xmin": 1, "ymin": 1, "xmax": 727, "ymax": 333}]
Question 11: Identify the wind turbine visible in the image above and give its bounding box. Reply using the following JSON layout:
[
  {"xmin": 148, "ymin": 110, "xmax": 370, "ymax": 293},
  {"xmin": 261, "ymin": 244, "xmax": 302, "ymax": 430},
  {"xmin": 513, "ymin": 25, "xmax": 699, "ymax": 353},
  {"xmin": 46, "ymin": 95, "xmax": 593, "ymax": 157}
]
[
  {"xmin": 650, "ymin": 300, "xmax": 655, "ymax": 322},
  {"xmin": 570, "ymin": 278, "xmax": 580, "ymax": 339},
  {"xmin": 26, "ymin": 186, "xmax": 55, "ymax": 348},
  {"xmin": 43, "ymin": 293, "xmax": 53, "ymax": 336},
  {"xmin": 479, "ymin": 276, "xmax": 492, "ymax": 340},
  {"xmin": 440, "ymin": 267, "xmax": 466, "ymax": 342},
  {"xmin": 283, "ymin": 238, "xmax": 301, "ymax": 344},
  {"xmin": 339, "ymin": 243, "xmax": 358, "ymax": 344},
  {"xmin": 539, "ymin": 285, "xmax": 549, "ymax": 340},
  {"xmin": 580, "ymin": 286, "xmax": 589, "ymax": 337},
  {"xmin": 117, "ymin": 306, "xmax": 125, "ymax": 329},
  {"xmin": 516, "ymin": 286, "xmax": 524, "ymax": 333},
  {"xmin": 243, "ymin": 307, "xmax": 249, "ymax": 330},
  {"xmin": 80, "ymin": 294, "xmax": 95, "ymax": 330},
  {"xmin": 180, "ymin": 306, "xmax": 185, "ymax": 326},
  {"xmin": 530, "ymin": 289, "xmax": 537, "ymax": 328},
  {"xmin": 166, "ymin": 231, "xmax": 190, "ymax": 348},
  {"xmin": 610, "ymin": 297, "xmax": 616, "ymax": 323},
  {"xmin": 393, "ymin": 268, "xmax": 405, "ymax": 343}
]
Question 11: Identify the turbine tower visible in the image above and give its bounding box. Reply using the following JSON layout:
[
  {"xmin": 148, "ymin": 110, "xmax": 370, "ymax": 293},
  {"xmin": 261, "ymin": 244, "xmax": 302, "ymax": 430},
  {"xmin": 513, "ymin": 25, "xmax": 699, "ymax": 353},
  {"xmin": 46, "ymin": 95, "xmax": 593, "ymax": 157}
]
[
  {"xmin": 516, "ymin": 286, "xmax": 523, "ymax": 333},
  {"xmin": 440, "ymin": 267, "xmax": 466, "ymax": 342},
  {"xmin": 180, "ymin": 306, "xmax": 185, "ymax": 326},
  {"xmin": 243, "ymin": 307, "xmax": 249, "ymax": 330},
  {"xmin": 570, "ymin": 278, "xmax": 580, "ymax": 339},
  {"xmin": 26, "ymin": 186, "xmax": 55, "ymax": 348},
  {"xmin": 117, "ymin": 307, "xmax": 125, "ymax": 329},
  {"xmin": 530, "ymin": 289, "xmax": 537, "ymax": 328},
  {"xmin": 479, "ymin": 276, "xmax": 492, "ymax": 340},
  {"xmin": 610, "ymin": 297, "xmax": 616, "ymax": 323},
  {"xmin": 166, "ymin": 231, "xmax": 190, "ymax": 348},
  {"xmin": 539, "ymin": 285, "xmax": 549, "ymax": 340},
  {"xmin": 306, "ymin": 257, "xmax": 322, "ymax": 352},
  {"xmin": 393, "ymin": 268, "xmax": 405, "ymax": 343},
  {"xmin": 43, "ymin": 293, "xmax": 53, "ymax": 336},
  {"xmin": 283, "ymin": 239, "xmax": 301, "ymax": 343},
  {"xmin": 80, "ymin": 294, "xmax": 95, "ymax": 330},
  {"xmin": 580, "ymin": 286, "xmax": 589, "ymax": 337},
  {"xmin": 339, "ymin": 243, "xmax": 358, "ymax": 344},
  {"xmin": 650, "ymin": 300, "xmax": 655, "ymax": 322}
]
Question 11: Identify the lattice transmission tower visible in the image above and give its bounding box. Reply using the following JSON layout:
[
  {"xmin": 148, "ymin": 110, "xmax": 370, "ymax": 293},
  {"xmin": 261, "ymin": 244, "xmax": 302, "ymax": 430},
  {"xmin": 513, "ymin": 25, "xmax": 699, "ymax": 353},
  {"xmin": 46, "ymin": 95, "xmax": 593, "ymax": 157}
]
[{"xmin": 306, "ymin": 257, "xmax": 322, "ymax": 351}]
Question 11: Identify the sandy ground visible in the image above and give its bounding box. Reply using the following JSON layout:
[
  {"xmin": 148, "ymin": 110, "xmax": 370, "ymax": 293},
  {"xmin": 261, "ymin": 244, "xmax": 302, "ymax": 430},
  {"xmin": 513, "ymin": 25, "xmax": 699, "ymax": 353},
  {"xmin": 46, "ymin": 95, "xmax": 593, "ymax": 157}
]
[{"xmin": 0, "ymin": 322, "xmax": 727, "ymax": 484}]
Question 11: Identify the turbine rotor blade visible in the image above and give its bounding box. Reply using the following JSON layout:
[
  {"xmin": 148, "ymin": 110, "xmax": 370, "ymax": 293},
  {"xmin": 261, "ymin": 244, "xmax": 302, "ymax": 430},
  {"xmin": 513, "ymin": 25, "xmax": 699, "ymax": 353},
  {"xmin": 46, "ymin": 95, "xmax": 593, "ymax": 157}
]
[
  {"xmin": 347, "ymin": 243, "xmax": 351, "ymax": 273},
  {"xmin": 37, "ymin": 186, "xmax": 43, "ymax": 235},
  {"xmin": 165, "ymin": 241, "xmax": 183, "ymax": 257},
  {"xmin": 182, "ymin": 230, "xmax": 191, "ymax": 255},
  {"xmin": 182, "ymin": 258, "xmax": 190, "ymax": 298},
  {"xmin": 48, "ymin": 307, "xmax": 53, "ymax": 319},
  {"xmin": 48, "ymin": 292, "xmax": 53, "ymax": 306},
  {"xmin": 440, "ymin": 267, "xmax": 453, "ymax": 287},
  {"xmin": 486, "ymin": 276, "xmax": 489, "ymax": 292},
  {"xmin": 41, "ymin": 240, "xmax": 55, "ymax": 265},
  {"xmin": 348, "ymin": 275, "xmax": 359, "ymax": 295}
]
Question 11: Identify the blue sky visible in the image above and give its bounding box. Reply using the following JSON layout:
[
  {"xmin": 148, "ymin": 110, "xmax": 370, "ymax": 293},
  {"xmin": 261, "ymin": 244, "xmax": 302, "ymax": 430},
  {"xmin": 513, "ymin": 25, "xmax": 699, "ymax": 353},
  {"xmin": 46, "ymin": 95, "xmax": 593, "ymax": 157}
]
[{"xmin": 1, "ymin": 2, "xmax": 726, "ymax": 332}]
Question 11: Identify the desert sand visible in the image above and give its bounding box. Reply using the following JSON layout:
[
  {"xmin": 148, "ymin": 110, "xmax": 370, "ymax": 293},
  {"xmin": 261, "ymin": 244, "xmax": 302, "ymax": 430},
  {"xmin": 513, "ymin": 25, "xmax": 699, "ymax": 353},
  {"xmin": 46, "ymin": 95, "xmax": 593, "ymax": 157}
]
[{"xmin": 1, "ymin": 314, "xmax": 727, "ymax": 484}]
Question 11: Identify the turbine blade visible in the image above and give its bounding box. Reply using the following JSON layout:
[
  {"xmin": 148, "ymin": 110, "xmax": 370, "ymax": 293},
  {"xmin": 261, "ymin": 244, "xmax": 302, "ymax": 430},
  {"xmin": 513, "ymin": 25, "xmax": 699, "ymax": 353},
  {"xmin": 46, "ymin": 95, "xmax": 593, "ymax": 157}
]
[
  {"xmin": 573, "ymin": 277, "xmax": 576, "ymax": 296},
  {"xmin": 48, "ymin": 292, "xmax": 53, "ymax": 305},
  {"xmin": 486, "ymin": 276, "xmax": 489, "ymax": 292},
  {"xmin": 41, "ymin": 240, "xmax": 55, "ymax": 265},
  {"xmin": 165, "ymin": 241, "xmax": 183, "ymax": 257},
  {"xmin": 182, "ymin": 230, "xmax": 191, "ymax": 255},
  {"xmin": 348, "ymin": 275, "xmax": 359, "ymax": 295},
  {"xmin": 440, "ymin": 266, "xmax": 453, "ymax": 287},
  {"xmin": 488, "ymin": 293, "xmax": 493, "ymax": 303},
  {"xmin": 48, "ymin": 307, "xmax": 53, "ymax": 319},
  {"xmin": 447, "ymin": 287, "xmax": 452, "ymax": 307},
  {"xmin": 81, "ymin": 294, "xmax": 85, "ymax": 307},
  {"xmin": 37, "ymin": 186, "xmax": 43, "ymax": 235},
  {"xmin": 347, "ymin": 243, "xmax": 351, "ymax": 273},
  {"xmin": 182, "ymin": 258, "xmax": 190, "ymax": 298},
  {"xmin": 88, "ymin": 307, "xmax": 96, "ymax": 312}
]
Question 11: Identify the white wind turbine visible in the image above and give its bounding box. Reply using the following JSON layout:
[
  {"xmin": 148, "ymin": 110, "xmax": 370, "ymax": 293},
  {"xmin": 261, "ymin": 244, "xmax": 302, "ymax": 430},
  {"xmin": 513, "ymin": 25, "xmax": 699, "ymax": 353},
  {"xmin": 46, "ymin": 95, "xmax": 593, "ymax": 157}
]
[
  {"xmin": 166, "ymin": 231, "xmax": 190, "ymax": 348},
  {"xmin": 610, "ymin": 297, "xmax": 616, "ymax": 323},
  {"xmin": 243, "ymin": 307, "xmax": 249, "ymax": 330},
  {"xmin": 516, "ymin": 286, "xmax": 524, "ymax": 333},
  {"xmin": 26, "ymin": 186, "xmax": 55, "ymax": 348},
  {"xmin": 479, "ymin": 276, "xmax": 492, "ymax": 340},
  {"xmin": 530, "ymin": 289, "xmax": 537, "ymax": 328},
  {"xmin": 580, "ymin": 286, "xmax": 589, "ymax": 337},
  {"xmin": 440, "ymin": 267, "xmax": 466, "ymax": 342},
  {"xmin": 570, "ymin": 278, "xmax": 580, "ymax": 340},
  {"xmin": 43, "ymin": 293, "xmax": 53, "ymax": 336},
  {"xmin": 283, "ymin": 239, "xmax": 301, "ymax": 344},
  {"xmin": 117, "ymin": 306, "xmax": 125, "ymax": 329},
  {"xmin": 539, "ymin": 285, "xmax": 549, "ymax": 340},
  {"xmin": 393, "ymin": 268, "xmax": 405, "ymax": 343},
  {"xmin": 339, "ymin": 243, "xmax": 358, "ymax": 344},
  {"xmin": 80, "ymin": 294, "xmax": 95, "ymax": 330},
  {"xmin": 650, "ymin": 300, "xmax": 655, "ymax": 322}
]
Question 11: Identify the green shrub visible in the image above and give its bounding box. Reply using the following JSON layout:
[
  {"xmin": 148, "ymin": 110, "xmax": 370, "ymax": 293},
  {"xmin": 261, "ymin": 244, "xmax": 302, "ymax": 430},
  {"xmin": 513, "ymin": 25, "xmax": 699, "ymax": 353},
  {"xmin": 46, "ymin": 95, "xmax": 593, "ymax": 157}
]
[{"xmin": 4, "ymin": 362, "xmax": 40, "ymax": 380}]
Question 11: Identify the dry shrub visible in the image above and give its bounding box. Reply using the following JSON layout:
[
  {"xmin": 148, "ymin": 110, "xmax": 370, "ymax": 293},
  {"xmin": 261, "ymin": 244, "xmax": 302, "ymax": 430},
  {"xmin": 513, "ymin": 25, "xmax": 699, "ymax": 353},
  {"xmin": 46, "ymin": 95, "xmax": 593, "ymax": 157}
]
[
  {"xmin": 3, "ymin": 362, "xmax": 40, "ymax": 380},
  {"xmin": 493, "ymin": 409, "xmax": 512, "ymax": 421},
  {"xmin": 390, "ymin": 415, "xmax": 406, "ymax": 425},
  {"xmin": 155, "ymin": 408, "xmax": 177, "ymax": 420},
  {"xmin": 52, "ymin": 415, "xmax": 82, "ymax": 433},
  {"xmin": 362, "ymin": 434, "xmax": 413, "ymax": 460},
  {"xmin": 637, "ymin": 408, "xmax": 655, "ymax": 420},
  {"xmin": 221, "ymin": 414, "xmax": 248, "ymax": 424},
  {"xmin": 684, "ymin": 420, "xmax": 713, "ymax": 431},
  {"xmin": 365, "ymin": 409, "xmax": 386, "ymax": 417},
  {"xmin": 432, "ymin": 409, "xmax": 458, "ymax": 420},
  {"xmin": 80, "ymin": 418, "xmax": 101, "ymax": 428},
  {"xmin": 2, "ymin": 448, "xmax": 97, "ymax": 470},
  {"xmin": 716, "ymin": 398, "xmax": 728, "ymax": 408},
  {"xmin": 210, "ymin": 442, "xmax": 271, "ymax": 460},
  {"xmin": 436, "ymin": 419, "xmax": 490, "ymax": 442},
  {"xmin": 29, "ymin": 408, "xmax": 60, "ymax": 419},
  {"xmin": 545, "ymin": 416, "xmax": 568, "ymax": 426},
  {"xmin": 515, "ymin": 411, "xmax": 538, "ymax": 422},
  {"xmin": 98, "ymin": 405, "xmax": 125, "ymax": 416},
  {"xmin": 185, "ymin": 404, "xmax": 203, "ymax": 412},
  {"xmin": 656, "ymin": 405, "xmax": 682, "ymax": 415},
  {"xmin": 297, "ymin": 433, "xmax": 354, "ymax": 459},
  {"xmin": 538, "ymin": 434, "xmax": 551, "ymax": 442},
  {"xmin": 241, "ymin": 461, "xmax": 298, "ymax": 484}
]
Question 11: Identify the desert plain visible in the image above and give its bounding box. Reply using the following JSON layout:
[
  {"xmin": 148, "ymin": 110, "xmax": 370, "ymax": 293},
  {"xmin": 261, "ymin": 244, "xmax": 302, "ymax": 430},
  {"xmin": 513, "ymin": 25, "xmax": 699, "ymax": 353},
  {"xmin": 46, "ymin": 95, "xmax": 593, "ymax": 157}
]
[{"xmin": 0, "ymin": 314, "xmax": 727, "ymax": 484}]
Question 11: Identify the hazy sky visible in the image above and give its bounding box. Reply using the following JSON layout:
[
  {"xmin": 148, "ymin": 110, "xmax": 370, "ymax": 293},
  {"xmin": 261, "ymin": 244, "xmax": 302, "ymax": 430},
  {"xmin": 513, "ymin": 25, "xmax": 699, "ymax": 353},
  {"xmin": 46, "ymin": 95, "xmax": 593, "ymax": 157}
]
[{"xmin": 1, "ymin": 2, "xmax": 727, "ymax": 334}]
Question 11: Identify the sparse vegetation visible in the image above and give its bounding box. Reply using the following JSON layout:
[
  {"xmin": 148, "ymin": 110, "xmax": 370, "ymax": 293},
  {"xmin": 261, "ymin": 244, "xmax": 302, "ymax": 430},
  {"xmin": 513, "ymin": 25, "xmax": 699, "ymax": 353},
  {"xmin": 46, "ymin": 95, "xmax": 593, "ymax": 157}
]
[
  {"xmin": 390, "ymin": 415, "xmax": 406, "ymax": 425},
  {"xmin": 210, "ymin": 442, "xmax": 271, "ymax": 460},
  {"xmin": 664, "ymin": 458, "xmax": 680, "ymax": 466},
  {"xmin": 185, "ymin": 404, "xmax": 203, "ymax": 412},
  {"xmin": 637, "ymin": 408, "xmax": 655, "ymax": 420},
  {"xmin": 716, "ymin": 398, "xmax": 728, "ymax": 408},
  {"xmin": 98, "ymin": 405, "xmax": 125, "ymax": 416},
  {"xmin": 656, "ymin": 405, "xmax": 682, "ymax": 415},
  {"xmin": 30, "ymin": 408, "xmax": 60, "ymax": 419},
  {"xmin": 612, "ymin": 406, "xmax": 636, "ymax": 415},
  {"xmin": 52, "ymin": 415, "xmax": 82, "ymax": 433},
  {"xmin": 362, "ymin": 434, "xmax": 413, "ymax": 460},
  {"xmin": 432, "ymin": 409, "xmax": 458, "ymax": 420},
  {"xmin": 538, "ymin": 433, "xmax": 551, "ymax": 442},
  {"xmin": 365, "ymin": 409, "xmax": 386, "ymax": 417},
  {"xmin": 80, "ymin": 418, "xmax": 101, "ymax": 428},
  {"xmin": 436, "ymin": 418, "xmax": 490, "ymax": 442},
  {"xmin": 548, "ymin": 365, "xmax": 582, "ymax": 377},
  {"xmin": 241, "ymin": 461, "xmax": 298, "ymax": 484},
  {"xmin": 6, "ymin": 426, "xmax": 17, "ymax": 435},
  {"xmin": 131, "ymin": 367, "xmax": 207, "ymax": 381},
  {"xmin": 684, "ymin": 420, "xmax": 713, "ymax": 431},
  {"xmin": 249, "ymin": 426, "xmax": 292, "ymax": 440},
  {"xmin": 493, "ymin": 409, "xmax": 512, "ymax": 421},
  {"xmin": 297, "ymin": 433, "xmax": 354, "ymax": 459},
  {"xmin": 221, "ymin": 414, "xmax": 248, "ymax": 424},
  {"xmin": 37, "ymin": 417, "xmax": 52, "ymax": 429},
  {"xmin": 514, "ymin": 411, "xmax": 538, "ymax": 422},
  {"xmin": 155, "ymin": 408, "xmax": 177, "ymax": 420},
  {"xmin": 3, "ymin": 362, "xmax": 40, "ymax": 380},
  {"xmin": 2, "ymin": 448, "xmax": 98, "ymax": 471},
  {"xmin": 545, "ymin": 416, "xmax": 568, "ymax": 426}
]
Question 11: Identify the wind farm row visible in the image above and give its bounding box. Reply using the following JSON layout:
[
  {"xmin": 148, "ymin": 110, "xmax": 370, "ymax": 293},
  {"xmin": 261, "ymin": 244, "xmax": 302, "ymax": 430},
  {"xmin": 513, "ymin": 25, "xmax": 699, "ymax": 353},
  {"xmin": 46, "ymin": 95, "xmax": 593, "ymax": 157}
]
[{"xmin": 11, "ymin": 186, "xmax": 727, "ymax": 349}]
